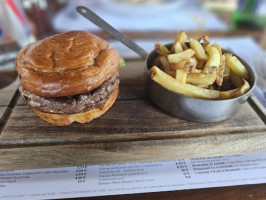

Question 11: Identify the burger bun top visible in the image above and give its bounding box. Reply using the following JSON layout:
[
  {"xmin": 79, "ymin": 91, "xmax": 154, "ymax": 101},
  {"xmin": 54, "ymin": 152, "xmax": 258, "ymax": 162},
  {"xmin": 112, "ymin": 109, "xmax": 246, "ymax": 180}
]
[{"xmin": 15, "ymin": 31, "xmax": 120, "ymax": 97}]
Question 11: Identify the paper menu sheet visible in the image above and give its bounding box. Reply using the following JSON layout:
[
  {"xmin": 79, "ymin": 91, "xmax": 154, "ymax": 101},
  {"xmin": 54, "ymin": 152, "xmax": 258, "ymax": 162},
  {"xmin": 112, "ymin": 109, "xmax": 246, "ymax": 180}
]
[{"xmin": 1, "ymin": 152, "xmax": 266, "ymax": 200}]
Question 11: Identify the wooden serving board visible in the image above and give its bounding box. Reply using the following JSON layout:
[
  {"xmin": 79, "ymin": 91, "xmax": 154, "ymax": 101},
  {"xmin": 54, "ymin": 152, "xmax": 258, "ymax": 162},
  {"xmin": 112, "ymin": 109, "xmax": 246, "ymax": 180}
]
[{"xmin": 0, "ymin": 59, "xmax": 266, "ymax": 171}]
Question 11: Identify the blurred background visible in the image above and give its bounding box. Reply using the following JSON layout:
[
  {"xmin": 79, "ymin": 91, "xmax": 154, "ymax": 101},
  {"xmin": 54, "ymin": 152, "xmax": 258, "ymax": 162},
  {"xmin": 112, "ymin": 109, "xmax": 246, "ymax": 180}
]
[
  {"xmin": 0, "ymin": 0, "xmax": 265, "ymax": 105},
  {"xmin": 0, "ymin": 0, "xmax": 266, "ymax": 47},
  {"xmin": 0, "ymin": 0, "xmax": 266, "ymax": 43}
]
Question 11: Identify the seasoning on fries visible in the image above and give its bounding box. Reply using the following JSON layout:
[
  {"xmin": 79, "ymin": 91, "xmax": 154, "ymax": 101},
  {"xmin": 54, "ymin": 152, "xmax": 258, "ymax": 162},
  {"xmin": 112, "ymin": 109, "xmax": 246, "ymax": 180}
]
[{"xmin": 151, "ymin": 31, "xmax": 250, "ymax": 100}]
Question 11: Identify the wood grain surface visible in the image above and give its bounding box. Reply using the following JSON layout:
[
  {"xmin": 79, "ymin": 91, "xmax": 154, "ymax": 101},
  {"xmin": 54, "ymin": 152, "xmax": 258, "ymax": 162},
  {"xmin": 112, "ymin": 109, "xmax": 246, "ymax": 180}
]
[
  {"xmin": 0, "ymin": 59, "xmax": 265, "ymax": 171},
  {"xmin": 0, "ymin": 41, "xmax": 20, "ymax": 132},
  {"xmin": 0, "ymin": 78, "xmax": 19, "ymax": 133}
]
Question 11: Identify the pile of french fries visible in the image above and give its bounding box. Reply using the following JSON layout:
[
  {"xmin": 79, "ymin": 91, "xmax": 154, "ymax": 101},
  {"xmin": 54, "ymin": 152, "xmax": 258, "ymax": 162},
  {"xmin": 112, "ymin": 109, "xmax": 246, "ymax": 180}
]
[{"xmin": 149, "ymin": 31, "xmax": 250, "ymax": 100}]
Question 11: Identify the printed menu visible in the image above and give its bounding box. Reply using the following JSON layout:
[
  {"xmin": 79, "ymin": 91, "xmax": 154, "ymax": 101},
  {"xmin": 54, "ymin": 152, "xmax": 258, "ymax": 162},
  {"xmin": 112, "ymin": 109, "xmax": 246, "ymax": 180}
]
[{"xmin": 1, "ymin": 152, "xmax": 266, "ymax": 199}]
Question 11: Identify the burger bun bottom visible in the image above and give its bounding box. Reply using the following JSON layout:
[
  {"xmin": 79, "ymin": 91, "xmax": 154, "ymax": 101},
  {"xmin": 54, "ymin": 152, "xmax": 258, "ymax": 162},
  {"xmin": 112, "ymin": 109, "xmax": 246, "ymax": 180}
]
[{"xmin": 33, "ymin": 87, "xmax": 119, "ymax": 126}]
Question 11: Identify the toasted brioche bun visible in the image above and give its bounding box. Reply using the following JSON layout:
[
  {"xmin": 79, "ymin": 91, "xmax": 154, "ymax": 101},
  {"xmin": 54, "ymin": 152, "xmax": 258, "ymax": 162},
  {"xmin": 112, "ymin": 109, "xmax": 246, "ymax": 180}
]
[
  {"xmin": 15, "ymin": 31, "xmax": 120, "ymax": 97},
  {"xmin": 33, "ymin": 87, "xmax": 119, "ymax": 126},
  {"xmin": 15, "ymin": 31, "xmax": 120, "ymax": 126}
]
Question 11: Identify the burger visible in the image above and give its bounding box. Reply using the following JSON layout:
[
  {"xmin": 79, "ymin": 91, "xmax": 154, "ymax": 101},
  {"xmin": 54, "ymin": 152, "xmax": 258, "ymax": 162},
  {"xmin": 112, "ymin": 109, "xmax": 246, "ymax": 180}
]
[{"xmin": 15, "ymin": 31, "xmax": 120, "ymax": 126}]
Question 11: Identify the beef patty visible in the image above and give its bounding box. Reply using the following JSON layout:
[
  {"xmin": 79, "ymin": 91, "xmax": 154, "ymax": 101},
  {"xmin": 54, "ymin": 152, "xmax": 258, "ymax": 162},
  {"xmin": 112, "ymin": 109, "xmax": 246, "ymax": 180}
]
[{"xmin": 20, "ymin": 72, "xmax": 119, "ymax": 114}]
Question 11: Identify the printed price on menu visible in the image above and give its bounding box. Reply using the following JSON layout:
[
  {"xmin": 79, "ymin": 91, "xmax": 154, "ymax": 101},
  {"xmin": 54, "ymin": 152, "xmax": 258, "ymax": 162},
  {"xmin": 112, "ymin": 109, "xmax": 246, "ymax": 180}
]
[
  {"xmin": 75, "ymin": 166, "xmax": 87, "ymax": 183},
  {"xmin": 176, "ymin": 159, "xmax": 191, "ymax": 179}
]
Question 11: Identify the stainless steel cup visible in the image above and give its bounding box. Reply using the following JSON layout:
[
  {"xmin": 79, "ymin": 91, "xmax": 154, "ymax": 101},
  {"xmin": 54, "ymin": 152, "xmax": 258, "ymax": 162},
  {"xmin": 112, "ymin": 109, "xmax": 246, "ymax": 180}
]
[{"xmin": 144, "ymin": 44, "xmax": 256, "ymax": 122}]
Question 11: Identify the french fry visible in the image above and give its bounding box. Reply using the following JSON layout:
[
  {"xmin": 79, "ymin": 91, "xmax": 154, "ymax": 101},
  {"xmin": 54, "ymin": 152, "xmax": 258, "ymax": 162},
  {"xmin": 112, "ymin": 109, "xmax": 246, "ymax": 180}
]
[
  {"xmin": 219, "ymin": 88, "xmax": 238, "ymax": 100},
  {"xmin": 225, "ymin": 53, "xmax": 249, "ymax": 79},
  {"xmin": 190, "ymin": 38, "xmax": 208, "ymax": 60},
  {"xmin": 171, "ymin": 31, "xmax": 187, "ymax": 52},
  {"xmin": 190, "ymin": 56, "xmax": 198, "ymax": 66},
  {"xmin": 219, "ymin": 78, "xmax": 250, "ymax": 99},
  {"xmin": 203, "ymin": 46, "xmax": 220, "ymax": 73},
  {"xmin": 235, "ymin": 78, "xmax": 250, "ymax": 96},
  {"xmin": 197, "ymin": 85, "xmax": 211, "ymax": 88},
  {"xmin": 186, "ymin": 70, "xmax": 216, "ymax": 86},
  {"xmin": 173, "ymin": 42, "xmax": 183, "ymax": 53},
  {"xmin": 213, "ymin": 42, "xmax": 222, "ymax": 61},
  {"xmin": 202, "ymin": 34, "xmax": 210, "ymax": 48},
  {"xmin": 155, "ymin": 42, "xmax": 170, "ymax": 56},
  {"xmin": 168, "ymin": 49, "xmax": 195, "ymax": 63},
  {"xmin": 203, "ymin": 43, "xmax": 211, "ymax": 52},
  {"xmin": 175, "ymin": 69, "xmax": 187, "ymax": 83},
  {"xmin": 212, "ymin": 44, "xmax": 223, "ymax": 85},
  {"xmin": 223, "ymin": 65, "xmax": 230, "ymax": 82},
  {"xmin": 171, "ymin": 58, "xmax": 200, "ymax": 73},
  {"xmin": 149, "ymin": 66, "xmax": 220, "ymax": 99},
  {"xmin": 216, "ymin": 54, "xmax": 225, "ymax": 86},
  {"xmin": 159, "ymin": 56, "xmax": 170, "ymax": 73},
  {"xmin": 170, "ymin": 61, "xmax": 187, "ymax": 71},
  {"xmin": 184, "ymin": 57, "xmax": 198, "ymax": 72}
]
